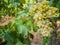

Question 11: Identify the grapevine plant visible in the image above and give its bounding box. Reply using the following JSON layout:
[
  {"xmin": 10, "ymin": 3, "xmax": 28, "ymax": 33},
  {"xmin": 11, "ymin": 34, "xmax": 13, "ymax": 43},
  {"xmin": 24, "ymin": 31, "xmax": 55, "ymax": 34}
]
[
  {"xmin": 0, "ymin": 0, "xmax": 60, "ymax": 45},
  {"xmin": 28, "ymin": 1, "xmax": 59, "ymax": 45},
  {"xmin": 0, "ymin": 0, "xmax": 38, "ymax": 45}
]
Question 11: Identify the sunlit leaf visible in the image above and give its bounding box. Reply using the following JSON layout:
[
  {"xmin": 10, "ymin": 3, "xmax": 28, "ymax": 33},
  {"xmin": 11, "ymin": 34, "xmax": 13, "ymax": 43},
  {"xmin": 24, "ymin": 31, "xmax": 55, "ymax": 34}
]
[{"xmin": 4, "ymin": 0, "xmax": 8, "ymax": 3}]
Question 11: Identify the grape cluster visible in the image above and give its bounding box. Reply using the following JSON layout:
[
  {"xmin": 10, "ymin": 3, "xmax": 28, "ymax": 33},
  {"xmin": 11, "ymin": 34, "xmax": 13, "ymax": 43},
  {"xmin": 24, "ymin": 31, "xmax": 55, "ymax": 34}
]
[
  {"xmin": 37, "ymin": 19, "xmax": 53, "ymax": 36},
  {"xmin": 29, "ymin": 1, "xmax": 59, "ymax": 36},
  {"xmin": 29, "ymin": 1, "xmax": 59, "ymax": 20}
]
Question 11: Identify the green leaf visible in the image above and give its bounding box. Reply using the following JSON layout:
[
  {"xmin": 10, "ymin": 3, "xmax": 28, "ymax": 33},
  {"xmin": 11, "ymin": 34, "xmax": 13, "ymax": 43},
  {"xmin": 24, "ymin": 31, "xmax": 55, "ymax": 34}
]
[
  {"xmin": 15, "ymin": 19, "xmax": 29, "ymax": 36},
  {"xmin": 17, "ymin": 11, "xmax": 27, "ymax": 19},
  {"xmin": 15, "ymin": 19, "xmax": 23, "ymax": 25},
  {"xmin": 19, "ymin": 0, "xmax": 25, "ymax": 4},
  {"xmin": 22, "ymin": 17, "xmax": 27, "ymax": 23},
  {"xmin": 33, "ymin": 25, "xmax": 38, "ymax": 32},
  {"xmin": 10, "ymin": 30, "xmax": 17, "ymax": 39},
  {"xmin": 0, "ymin": 30, "xmax": 4, "ymax": 38},
  {"xmin": 26, "ymin": 21, "xmax": 33, "ymax": 30},
  {"xmin": 24, "ymin": 39, "xmax": 31, "ymax": 45},
  {"xmin": 16, "ymin": 41, "xmax": 23, "ymax": 45},
  {"xmin": 6, "ymin": 42, "xmax": 14, "ymax": 45},
  {"xmin": 4, "ymin": 30, "xmax": 14, "ymax": 43},
  {"xmin": 27, "ymin": 21, "xmax": 32, "ymax": 27},
  {"xmin": 49, "ymin": 0, "xmax": 54, "ymax": 6},
  {"xmin": 4, "ymin": 0, "xmax": 8, "ymax": 3},
  {"xmin": 43, "ymin": 37, "xmax": 50, "ymax": 45},
  {"xmin": 17, "ymin": 25, "xmax": 28, "ymax": 36}
]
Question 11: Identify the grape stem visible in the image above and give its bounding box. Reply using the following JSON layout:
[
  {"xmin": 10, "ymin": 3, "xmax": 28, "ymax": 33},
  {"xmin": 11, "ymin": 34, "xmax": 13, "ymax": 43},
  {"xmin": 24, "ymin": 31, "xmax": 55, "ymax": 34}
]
[
  {"xmin": 49, "ymin": 18, "xmax": 60, "ymax": 45},
  {"xmin": 49, "ymin": 18, "xmax": 57, "ymax": 27}
]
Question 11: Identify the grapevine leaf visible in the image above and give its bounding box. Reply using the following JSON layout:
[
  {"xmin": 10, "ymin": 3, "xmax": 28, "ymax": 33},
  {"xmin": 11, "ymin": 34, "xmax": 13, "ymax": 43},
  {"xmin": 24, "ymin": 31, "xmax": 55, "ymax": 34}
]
[
  {"xmin": 4, "ymin": 0, "xmax": 8, "ymax": 4},
  {"xmin": 16, "ymin": 41, "xmax": 23, "ymax": 45}
]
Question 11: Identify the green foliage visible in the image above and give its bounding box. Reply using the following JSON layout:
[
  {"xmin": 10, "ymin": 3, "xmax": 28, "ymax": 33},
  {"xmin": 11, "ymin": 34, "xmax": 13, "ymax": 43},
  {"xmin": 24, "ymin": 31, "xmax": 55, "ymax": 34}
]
[
  {"xmin": 16, "ymin": 41, "xmax": 23, "ymax": 45},
  {"xmin": 49, "ymin": 0, "xmax": 60, "ymax": 12},
  {"xmin": 43, "ymin": 37, "xmax": 51, "ymax": 45},
  {"xmin": 0, "ymin": 0, "xmax": 25, "ymax": 17},
  {"xmin": 0, "ymin": 3, "xmax": 38, "ymax": 44}
]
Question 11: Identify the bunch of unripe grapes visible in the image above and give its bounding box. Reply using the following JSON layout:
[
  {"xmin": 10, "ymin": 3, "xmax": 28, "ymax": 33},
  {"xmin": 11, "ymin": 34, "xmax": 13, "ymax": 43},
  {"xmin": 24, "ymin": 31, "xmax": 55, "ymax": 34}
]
[
  {"xmin": 29, "ymin": 1, "xmax": 59, "ymax": 19},
  {"xmin": 37, "ymin": 19, "xmax": 53, "ymax": 36},
  {"xmin": 29, "ymin": 1, "xmax": 59, "ymax": 36}
]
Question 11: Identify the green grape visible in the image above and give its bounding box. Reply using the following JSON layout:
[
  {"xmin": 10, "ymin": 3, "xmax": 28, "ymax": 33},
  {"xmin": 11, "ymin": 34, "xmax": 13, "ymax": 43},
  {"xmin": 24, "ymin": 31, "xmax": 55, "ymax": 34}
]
[{"xmin": 35, "ymin": 19, "xmax": 53, "ymax": 36}]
